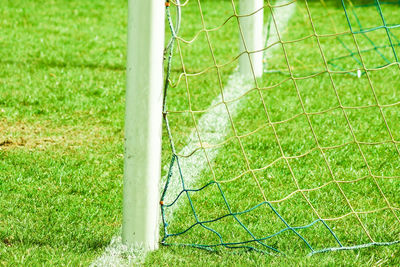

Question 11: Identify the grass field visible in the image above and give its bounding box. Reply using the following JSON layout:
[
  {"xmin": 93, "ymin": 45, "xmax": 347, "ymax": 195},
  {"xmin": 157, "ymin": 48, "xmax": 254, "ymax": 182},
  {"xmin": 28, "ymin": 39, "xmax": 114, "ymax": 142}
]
[
  {"xmin": 0, "ymin": 0, "xmax": 126, "ymax": 265},
  {"xmin": 1, "ymin": 0, "xmax": 399, "ymax": 266}
]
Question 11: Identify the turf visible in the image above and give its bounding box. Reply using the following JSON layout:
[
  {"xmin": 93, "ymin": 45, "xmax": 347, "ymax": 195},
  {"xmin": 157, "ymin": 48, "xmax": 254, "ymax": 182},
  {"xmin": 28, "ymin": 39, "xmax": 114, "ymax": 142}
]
[
  {"xmin": 0, "ymin": 0, "xmax": 125, "ymax": 265},
  {"xmin": 0, "ymin": 0, "xmax": 399, "ymax": 266}
]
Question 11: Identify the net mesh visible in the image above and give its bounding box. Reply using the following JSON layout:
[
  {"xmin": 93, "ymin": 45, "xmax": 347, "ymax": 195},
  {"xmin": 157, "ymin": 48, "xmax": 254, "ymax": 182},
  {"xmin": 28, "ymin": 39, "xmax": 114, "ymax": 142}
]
[{"xmin": 160, "ymin": 0, "xmax": 400, "ymax": 255}]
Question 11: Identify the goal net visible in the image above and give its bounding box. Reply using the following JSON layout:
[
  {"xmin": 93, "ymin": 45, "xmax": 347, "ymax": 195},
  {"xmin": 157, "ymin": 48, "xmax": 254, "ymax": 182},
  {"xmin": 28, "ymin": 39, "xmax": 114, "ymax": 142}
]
[{"xmin": 160, "ymin": 0, "xmax": 400, "ymax": 255}]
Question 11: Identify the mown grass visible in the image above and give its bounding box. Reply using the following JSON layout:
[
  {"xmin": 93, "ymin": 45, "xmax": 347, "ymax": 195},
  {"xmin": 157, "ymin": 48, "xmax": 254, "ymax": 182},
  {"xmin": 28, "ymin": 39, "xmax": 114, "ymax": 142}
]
[
  {"xmin": 0, "ymin": 0, "xmax": 125, "ymax": 265},
  {"xmin": 0, "ymin": 0, "xmax": 399, "ymax": 266}
]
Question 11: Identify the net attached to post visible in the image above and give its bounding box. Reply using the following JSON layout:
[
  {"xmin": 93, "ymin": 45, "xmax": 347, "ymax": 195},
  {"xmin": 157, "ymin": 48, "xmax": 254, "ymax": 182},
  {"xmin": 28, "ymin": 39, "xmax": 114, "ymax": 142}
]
[{"xmin": 160, "ymin": 0, "xmax": 400, "ymax": 255}]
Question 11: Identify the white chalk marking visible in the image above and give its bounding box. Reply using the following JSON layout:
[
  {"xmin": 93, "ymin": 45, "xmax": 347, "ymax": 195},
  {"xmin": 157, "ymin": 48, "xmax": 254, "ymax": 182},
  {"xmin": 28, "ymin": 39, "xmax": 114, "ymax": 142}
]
[
  {"xmin": 90, "ymin": 235, "xmax": 145, "ymax": 267},
  {"xmin": 163, "ymin": 0, "xmax": 296, "ymax": 210}
]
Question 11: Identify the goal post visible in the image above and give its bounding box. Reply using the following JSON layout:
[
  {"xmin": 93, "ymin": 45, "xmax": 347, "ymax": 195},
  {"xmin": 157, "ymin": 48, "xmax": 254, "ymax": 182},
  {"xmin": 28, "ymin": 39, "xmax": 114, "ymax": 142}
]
[
  {"xmin": 239, "ymin": 0, "xmax": 264, "ymax": 78},
  {"xmin": 122, "ymin": 0, "xmax": 165, "ymax": 250},
  {"xmin": 122, "ymin": 0, "xmax": 265, "ymax": 251}
]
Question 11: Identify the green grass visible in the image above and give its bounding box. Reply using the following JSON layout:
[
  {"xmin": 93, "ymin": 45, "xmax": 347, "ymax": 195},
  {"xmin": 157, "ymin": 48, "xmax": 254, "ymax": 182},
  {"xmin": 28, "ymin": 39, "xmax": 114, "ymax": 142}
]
[
  {"xmin": 0, "ymin": 0, "xmax": 399, "ymax": 266},
  {"xmin": 0, "ymin": 0, "xmax": 125, "ymax": 265}
]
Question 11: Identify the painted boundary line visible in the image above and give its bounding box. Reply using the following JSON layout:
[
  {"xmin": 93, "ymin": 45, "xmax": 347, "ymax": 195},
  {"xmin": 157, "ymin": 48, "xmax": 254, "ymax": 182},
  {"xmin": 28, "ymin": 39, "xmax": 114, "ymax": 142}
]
[
  {"xmin": 90, "ymin": 2, "xmax": 295, "ymax": 266},
  {"xmin": 163, "ymin": 0, "xmax": 296, "ymax": 216}
]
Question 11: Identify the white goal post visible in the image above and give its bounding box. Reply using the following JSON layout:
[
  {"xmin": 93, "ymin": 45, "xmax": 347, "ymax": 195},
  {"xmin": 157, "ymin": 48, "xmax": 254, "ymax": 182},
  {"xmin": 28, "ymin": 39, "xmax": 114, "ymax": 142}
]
[
  {"xmin": 239, "ymin": 0, "xmax": 264, "ymax": 78},
  {"xmin": 122, "ymin": 0, "xmax": 165, "ymax": 251},
  {"xmin": 122, "ymin": 0, "xmax": 265, "ymax": 250}
]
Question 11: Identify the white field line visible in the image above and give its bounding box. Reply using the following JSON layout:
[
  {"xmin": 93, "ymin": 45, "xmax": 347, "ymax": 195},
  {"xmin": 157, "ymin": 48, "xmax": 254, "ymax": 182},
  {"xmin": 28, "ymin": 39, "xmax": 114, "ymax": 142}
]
[
  {"xmin": 163, "ymin": 0, "xmax": 296, "ymax": 210},
  {"xmin": 90, "ymin": 2, "xmax": 295, "ymax": 266},
  {"xmin": 162, "ymin": 74, "xmax": 250, "ymax": 207},
  {"xmin": 90, "ymin": 235, "xmax": 146, "ymax": 267}
]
